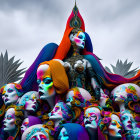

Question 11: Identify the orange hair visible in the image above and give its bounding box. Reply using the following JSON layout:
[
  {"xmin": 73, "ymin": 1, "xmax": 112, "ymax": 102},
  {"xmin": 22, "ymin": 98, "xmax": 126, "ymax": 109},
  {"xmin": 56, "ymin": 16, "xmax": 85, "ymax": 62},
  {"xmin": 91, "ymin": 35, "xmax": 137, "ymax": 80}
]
[
  {"xmin": 53, "ymin": 27, "xmax": 73, "ymax": 60},
  {"xmin": 39, "ymin": 60, "xmax": 69, "ymax": 94}
]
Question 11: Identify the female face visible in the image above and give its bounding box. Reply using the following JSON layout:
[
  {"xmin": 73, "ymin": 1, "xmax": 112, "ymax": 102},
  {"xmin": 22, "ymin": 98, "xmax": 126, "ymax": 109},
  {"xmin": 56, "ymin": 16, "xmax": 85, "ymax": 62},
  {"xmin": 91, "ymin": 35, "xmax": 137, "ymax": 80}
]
[
  {"xmin": 24, "ymin": 93, "xmax": 38, "ymax": 112},
  {"xmin": 58, "ymin": 127, "xmax": 69, "ymax": 140},
  {"xmin": 84, "ymin": 107, "xmax": 101, "ymax": 129},
  {"xmin": 37, "ymin": 64, "xmax": 56, "ymax": 100},
  {"xmin": 49, "ymin": 102, "xmax": 68, "ymax": 121},
  {"xmin": 3, "ymin": 108, "xmax": 16, "ymax": 132},
  {"xmin": 21, "ymin": 118, "xmax": 29, "ymax": 134},
  {"xmin": 70, "ymin": 31, "xmax": 86, "ymax": 49},
  {"xmin": 2, "ymin": 84, "xmax": 19, "ymax": 106},
  {"xmin": 121, "ymin": 111, "xmax": 134, "ymax": 131},
  {"xmin": 108, "ymin": 114, "xmax": 122, "ymax": 138},
  {"xmin": 30, "ymin": 132, "xmax": 49, "ymax": 140}
]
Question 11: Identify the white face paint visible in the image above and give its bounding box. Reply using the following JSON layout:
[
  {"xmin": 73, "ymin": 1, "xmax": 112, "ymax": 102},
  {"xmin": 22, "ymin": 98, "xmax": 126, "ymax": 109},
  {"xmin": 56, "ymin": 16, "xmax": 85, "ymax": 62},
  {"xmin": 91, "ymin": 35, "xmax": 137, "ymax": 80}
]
[
  {"xmin": 21, "ymin": 118, "xmax": 29, "ymax": 134},
  {"xmin": 2, "ymin": 84, "xmax": 19, "ymax": 106},
  {"xmin": 112, "ymin": 85, "xmax": 127, "ymax": 103},
  {"xmin": 58, "ymin": 127, "xmax": 69, "ymax": 140},
  {"xmin": 37, "ymin": 65, "xmax": 56, "ymax": 100},
  {"xmin": 25, "ymin": 93, "xmax": 38, "ymax": 112},
  {"xmin": 30, "ymin": 132, "xmax": 49, "ymax": 140},
  {"xmin": 49, "ymin": 103, "xmax": 63, "ymax": 120},
  {"xmin": 70, "ymin": 31, "xmax": 86, "ymax": 49},
  {"xmin": 66, "ymin": 91, "xmax": 74, "ymax": 106},
  {"xmin": 84, "ymin": 107, "xmax": 101, "ymax": 129},
  {"xmin": 108, "ymin": 114, "xmax": 122, "ymax": 138},
  {"xmin": 121, "ymin": 111, "xmax": 134, "ymax": 131},
  {"xmin": 3, "ymin": 108, "xmax": 16, "ymax": 132}
]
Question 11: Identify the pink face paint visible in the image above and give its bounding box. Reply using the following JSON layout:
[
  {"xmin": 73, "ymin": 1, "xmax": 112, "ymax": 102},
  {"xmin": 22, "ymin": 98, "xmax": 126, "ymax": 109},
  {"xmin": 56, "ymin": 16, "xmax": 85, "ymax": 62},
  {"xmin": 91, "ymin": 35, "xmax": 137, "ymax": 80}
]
[
  {"xmin": 74, "ymin": 38, "xmax": 81, "ymax": 44},
  {"xmin": 37, "ymin": 69, "xmax": 44, "ymax": 81}
]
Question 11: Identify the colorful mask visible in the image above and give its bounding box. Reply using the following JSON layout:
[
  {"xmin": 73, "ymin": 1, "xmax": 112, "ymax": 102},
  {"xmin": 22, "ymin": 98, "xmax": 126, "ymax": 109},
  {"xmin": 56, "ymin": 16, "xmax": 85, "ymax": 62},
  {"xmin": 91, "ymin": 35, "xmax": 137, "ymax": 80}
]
[
  {"xmin": 108, "ymin": 114, "xmax": 122, "ymax": 138},
  {"xmin": 22, "ymin": 124, "xmax": 50, "ymax": 140},
  {"xmin": 21, "ymin": 118, "xmax": 29, "ymax": 134},
  {"xmin": 37, "ymin": 64, "xmax": 56, "ymax": 100},
  {"xmin": 19, "ymin": 91, "xmax": 39, "ymax": 112},
  {"xmin": 3, "ymin": 108, "xmax": 16, "ymax": 132},
  {"xmin": 2, "ymin": 83, "xmax": 21, "ymax": 106},
  {"xmin": 84, "ymin": 107, "xmax": 101, "ymax": 129},
  {"xmin": 58, "ymin": 127, "xmax": 69, "ymax": 140},
  {"xmin": 70, "ymin": 31, "xmax": 86, "ymax": 49},
  {"xmin": 121, "ymin": 110, "xmax": 135, "ymax": 131},
  {"xmin": 49, "ymin": 102, "xmax": 72, "ymax": 122}
]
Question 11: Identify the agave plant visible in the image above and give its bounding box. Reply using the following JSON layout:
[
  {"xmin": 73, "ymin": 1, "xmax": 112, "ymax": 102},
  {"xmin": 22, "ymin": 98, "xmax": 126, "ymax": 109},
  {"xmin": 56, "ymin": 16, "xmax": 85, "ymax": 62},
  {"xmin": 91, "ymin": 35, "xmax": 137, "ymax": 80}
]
[
  {"xmin": 0, "ymin": 50, "xmax": 26, "ymax": 88},
  {"xmin": 105, "ymin": 59, "xmax": 139, "ymax": 78}
]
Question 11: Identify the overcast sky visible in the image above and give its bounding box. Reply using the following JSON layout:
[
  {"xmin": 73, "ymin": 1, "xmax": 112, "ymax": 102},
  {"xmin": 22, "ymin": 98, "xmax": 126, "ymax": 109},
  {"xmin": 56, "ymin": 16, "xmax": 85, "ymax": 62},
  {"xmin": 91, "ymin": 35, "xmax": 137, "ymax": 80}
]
[{"xmin": 0, "ymin": 0, "xmax": 140, "ymax": 72}]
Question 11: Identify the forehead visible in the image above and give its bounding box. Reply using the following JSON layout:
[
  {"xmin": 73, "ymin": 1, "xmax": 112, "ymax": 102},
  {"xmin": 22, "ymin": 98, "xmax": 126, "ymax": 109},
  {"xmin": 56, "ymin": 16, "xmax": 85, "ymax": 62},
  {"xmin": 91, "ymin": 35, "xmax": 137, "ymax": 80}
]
[
  {"xmin": 6, "ymin": 108, "xmax": 15, "ymax": 115},
  {"xmin": 32, "ymin": 132, "xmax": 46, "ymax": 136},
  {"xmin": 85, "ymin": 107, "xmax": 100, "ymax": 114},
  {"xmin": 76, "ymin": 31, "xmax": 85, "ymax": 37},
  {"xmin": 66, "ymin": 91, "xmax": 74, "ymax": 98},
  {"xmin": 23, "ymin": 118, "xmax": 29, "ymax": 123},
  {"xmin": 5, "ymin": 84, "xmax": 15, "ymax": 89},
  {"xmin": 111, "ymin": 114, "xmax": 120, "ymax": 122}
]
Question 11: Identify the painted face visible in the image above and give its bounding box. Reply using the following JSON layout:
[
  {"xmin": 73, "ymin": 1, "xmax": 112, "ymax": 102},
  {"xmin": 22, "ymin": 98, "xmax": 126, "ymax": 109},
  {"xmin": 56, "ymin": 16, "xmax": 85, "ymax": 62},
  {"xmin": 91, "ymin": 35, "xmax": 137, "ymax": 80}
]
[
  {"xmin": 121, "ymin": 111, "xmax": 134, "ymax": 131},
  {"xmin": 66, "ymin": 91, "xmax": 74, "ymax": 106},
  {"xmin": 58, "ymin": 127, "xmax": 69, "ymax": 140},
  {"xmin": 108, "ymin": 114, "xmax": 122, "ymax": 138},
  {"xmin": 2, "ymin": 84, "xmax": 19, "ymax": 106},
  {"xmin": 21, "ymin": 118, "xmax": 29, "ymax": 134},
  {"xmin": 84, "ymin": 107, "xmax": 101, "ymax": 129},
  {"xmin": 70, "ymin": 31, "xmax": 86, "ymax": 49},
  {"xmin": 24, "ymin": 93, "xmax": 38, "ymax": 112},
  {"xmin": 3, "ymin": 108, "xmax": 16, "ymax": 132},
  {"xmin": 49, "ymin": 103, "xmax": 64, "ymax": 120},
  {"xmin": 112, "ymin": 85, "xmax": 127, "ymax": 103},
  {"xmin": 37, "ymin": 64, "xmax": 56, "ymax": 100},
  {"xmin": 30, "ymin": 132, "xmax": 49, "ymax": 140}
]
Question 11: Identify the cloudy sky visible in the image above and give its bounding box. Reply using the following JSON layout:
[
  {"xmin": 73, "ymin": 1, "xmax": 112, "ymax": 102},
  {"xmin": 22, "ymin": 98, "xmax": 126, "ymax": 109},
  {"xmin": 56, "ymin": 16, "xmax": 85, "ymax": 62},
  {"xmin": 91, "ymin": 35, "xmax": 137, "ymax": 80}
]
[{"xmin": 0, "ymin": 0, "xmax": 140, "ymax": 72}]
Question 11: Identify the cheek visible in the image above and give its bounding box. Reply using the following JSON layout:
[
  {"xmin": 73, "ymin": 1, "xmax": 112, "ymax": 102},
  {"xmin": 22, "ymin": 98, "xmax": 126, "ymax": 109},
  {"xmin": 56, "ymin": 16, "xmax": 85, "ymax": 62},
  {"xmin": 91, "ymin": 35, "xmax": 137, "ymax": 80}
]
[
  {"xmin": 46, "ymin": 85, "xmax": 55, "ymax": 95},
  {"xmin": 74, "ymin": 38, "xmax": 81, "ymax": 44}
]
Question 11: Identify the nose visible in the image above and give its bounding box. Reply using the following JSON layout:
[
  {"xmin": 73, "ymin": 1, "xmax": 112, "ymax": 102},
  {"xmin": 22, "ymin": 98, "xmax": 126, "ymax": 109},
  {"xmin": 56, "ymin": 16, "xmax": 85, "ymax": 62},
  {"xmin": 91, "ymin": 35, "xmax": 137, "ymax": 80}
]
[{"xmin": 39, "ymin": 82, "xmax": 43, "ymax": 90}]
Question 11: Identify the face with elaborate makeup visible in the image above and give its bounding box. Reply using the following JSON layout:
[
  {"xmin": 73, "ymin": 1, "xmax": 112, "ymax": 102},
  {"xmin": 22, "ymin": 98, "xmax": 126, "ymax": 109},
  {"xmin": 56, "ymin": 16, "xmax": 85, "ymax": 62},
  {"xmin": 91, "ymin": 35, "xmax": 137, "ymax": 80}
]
[
  {"xmin": 121, "ymin": 111, "xmax": 134, "ymax": 131},
  {"xmin": 25, "ymin": 93, "xmax": 38, "ymax": 112},
  {"xmin": 2, "ymin": 84, "xmax": 19, "ymax": 106},
  {"xmin": 49, "ymin": 102, "xmax": 70, "ymax": 121},
  {"xmin": 70, "ymin": 31, "xmax": 86, "ymax": 49},
  {"xmin": 30, "ymin": 132, "xmax": 49, "ymax": 140},
  {"xmin": 3, "ymin": 108, "xmax": 16, "ymax": 132},
  {"xmin": 84, "ymin": 107, "xmax": 101, "ymax": 129},
  {"xmin": 108, "ymin": 114, "xmax": 122, "ymax": 138},
  {"xmin": 58, "ymin": 127, "xmax": 69, "ymax": 140},
  {"xmin": 111, "ymin": 85, "xmax": 127, "ymax": 103},
  {"xmin": 37, "ymin": 64, "xmax": 56, "ymax": 100},
  {"xmin": 21, "ymin": 118, "xmax": 29, "ymax": 134}
]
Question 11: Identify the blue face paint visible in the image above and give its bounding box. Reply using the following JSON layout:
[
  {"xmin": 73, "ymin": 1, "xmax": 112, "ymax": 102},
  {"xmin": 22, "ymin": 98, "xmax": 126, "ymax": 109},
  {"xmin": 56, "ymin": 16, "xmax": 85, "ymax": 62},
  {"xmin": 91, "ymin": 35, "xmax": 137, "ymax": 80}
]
[{"xmin": 58, "ymin": 127, "xmax": 69, "ymax": 140}]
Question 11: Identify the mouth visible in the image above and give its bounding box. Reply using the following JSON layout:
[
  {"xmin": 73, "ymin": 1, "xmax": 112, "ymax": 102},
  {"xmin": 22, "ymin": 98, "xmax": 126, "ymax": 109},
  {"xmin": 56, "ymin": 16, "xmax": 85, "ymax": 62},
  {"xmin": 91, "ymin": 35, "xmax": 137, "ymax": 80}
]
[
  {"xmin": 127, "ymin": 124, "xmax": 132, "ymax": 129},
  {"xmin": 118, "ymin": 130, "xmax": 122, "ymax": 134},
  {"xmin": 39, "ymin": 91, "xmax": 44, "ymax": 97},
  {"xmin": 85, "ymin": 121, "xmax": 91, "ymax": 125},
  {"xmin": 32, "ymin": 105, "xmax": 36, "ymax": 110},
  {"xmin": 5, "ymin": 98, "xmax": 9, "ymax": 102}
]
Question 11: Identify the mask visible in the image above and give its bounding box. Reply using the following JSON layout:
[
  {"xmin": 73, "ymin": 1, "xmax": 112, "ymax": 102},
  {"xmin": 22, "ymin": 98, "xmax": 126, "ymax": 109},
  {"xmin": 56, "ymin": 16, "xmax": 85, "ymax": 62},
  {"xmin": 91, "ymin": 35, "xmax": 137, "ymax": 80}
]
[
  {"xmin": 84, "ymin": 107, "xmax": 101, "ymax": 129},
  {"xmin": 58, "ymin": 127, "xmax": 69, "ymax": 140},
  {"xmin": 49, "ymin": 102, "xmax": 71, "ymax": 121},
  {"xmin": 70, "ymin": 31, "xmax": 86, "ymax": 49},
  {"xmin": 2, "ymin": 84, "xmax": 19, "ymax": 106},
  {"xmin": 37, "ymin": 64, "xmax": 56, "ymax": 100},
  {"xmin": 108, "ymin": 114, "xmax": 122, "ymax": 138},
  {"xmin": 3, "ymin": 108, "xmax": 16, "ymax": 132},
  {"xmin": 30, "ymin": 132, "xmax": 49, "ymax": 140},
  {"xmin": 25, "ymin": 93, "xmax": 38, "ymax": 112},
  {"xmin": 121, "ymin": 111, "xmax": 135, "ymax": 131},
  {"xmin": 21, "ymin": 118, "xmax": 29, "ymax": 134},
  {"xmin": 112, "ymin": 85, "xmax": 127, "ymax": 103}
]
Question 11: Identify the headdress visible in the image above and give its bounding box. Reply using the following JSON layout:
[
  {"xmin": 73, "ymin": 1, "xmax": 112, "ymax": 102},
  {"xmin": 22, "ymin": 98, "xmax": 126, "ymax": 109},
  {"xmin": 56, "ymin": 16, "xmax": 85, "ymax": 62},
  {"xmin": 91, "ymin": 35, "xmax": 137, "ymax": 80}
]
[{"xmin": 66, "ymin": 1, "xmax": 85, "ymax": 32}]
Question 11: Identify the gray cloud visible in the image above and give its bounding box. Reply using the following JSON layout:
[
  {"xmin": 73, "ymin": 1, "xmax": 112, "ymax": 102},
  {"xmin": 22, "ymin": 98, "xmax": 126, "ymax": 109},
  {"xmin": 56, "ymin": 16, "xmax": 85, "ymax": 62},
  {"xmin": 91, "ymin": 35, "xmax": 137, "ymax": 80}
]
[{"xmin": 0, "ymin": 0, "xmax": 140, "ymax": 72}]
